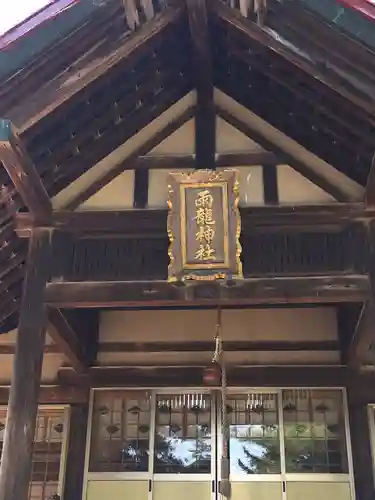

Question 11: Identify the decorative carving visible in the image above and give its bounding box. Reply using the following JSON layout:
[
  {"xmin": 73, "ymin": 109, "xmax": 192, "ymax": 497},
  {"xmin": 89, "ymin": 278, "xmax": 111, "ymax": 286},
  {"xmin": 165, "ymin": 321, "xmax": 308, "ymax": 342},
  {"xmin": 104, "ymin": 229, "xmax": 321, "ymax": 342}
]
[{"xmin": 167, "ymin": 169, "xmax": 242, "ymax": 282}]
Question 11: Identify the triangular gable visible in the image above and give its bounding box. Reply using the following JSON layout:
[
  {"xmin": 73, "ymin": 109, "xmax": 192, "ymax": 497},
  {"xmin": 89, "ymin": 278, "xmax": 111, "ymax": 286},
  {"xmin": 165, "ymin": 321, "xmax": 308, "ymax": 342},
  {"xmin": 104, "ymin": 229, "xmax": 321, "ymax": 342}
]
[
  {"xmin": 77, "ymin": 91, "xmax": 344, "ymax": 211},
  {"xmin": 53, "ymin": 92, "xmax": 197, "ymax": 210},
  {"xmin": 215, "ymin": 89, "xmax": 363, "ymax": 202},
  {"xmin": 216, "ymin": 117, "xmax": 264, "ymax": 153}
]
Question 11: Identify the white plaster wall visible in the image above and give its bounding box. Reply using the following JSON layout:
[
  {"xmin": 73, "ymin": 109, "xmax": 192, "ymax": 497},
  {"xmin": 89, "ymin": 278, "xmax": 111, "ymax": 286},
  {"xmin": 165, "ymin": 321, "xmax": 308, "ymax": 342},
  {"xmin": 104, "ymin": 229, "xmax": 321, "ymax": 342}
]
[
  {"xmin": 98, "ymin": 308, "xmax": 339, "ymax": 366},
  {"xmin": 100, "ymin": 308, "xmax": 337, "ymax": 343},
  {"xmin": 277, "ymin": 165, "xmax": 335, "ymax": 204}
]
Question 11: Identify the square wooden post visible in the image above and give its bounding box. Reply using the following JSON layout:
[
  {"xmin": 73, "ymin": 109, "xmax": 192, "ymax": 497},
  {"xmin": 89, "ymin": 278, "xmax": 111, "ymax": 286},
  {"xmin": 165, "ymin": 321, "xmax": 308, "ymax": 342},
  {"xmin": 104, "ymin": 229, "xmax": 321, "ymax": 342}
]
[
  {"xmin": 63, "ymin": 404, "xmax": 90, "ymax": 500},
  {"xmin": 0, "ymin": 229, "xmax": 52, "ymax": 500}
]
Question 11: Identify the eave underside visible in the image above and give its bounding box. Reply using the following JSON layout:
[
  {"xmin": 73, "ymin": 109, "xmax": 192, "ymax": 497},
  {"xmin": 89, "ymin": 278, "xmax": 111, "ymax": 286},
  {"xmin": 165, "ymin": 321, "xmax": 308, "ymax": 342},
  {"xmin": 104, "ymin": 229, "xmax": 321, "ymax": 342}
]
[{"xmin": 0, "ymin": 0, "xmax": 374, "ymax": 369}]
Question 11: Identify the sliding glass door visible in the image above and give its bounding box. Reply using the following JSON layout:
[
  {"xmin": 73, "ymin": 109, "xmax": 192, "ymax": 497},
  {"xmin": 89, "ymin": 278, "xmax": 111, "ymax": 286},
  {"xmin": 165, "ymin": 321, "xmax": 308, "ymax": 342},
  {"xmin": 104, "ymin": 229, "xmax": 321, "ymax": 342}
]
[
  {"xmin": 220, "ymin": 391, "xmax": 283, "ymax": 500},
  {"xmin": 152, "ymin": 392, "xmax": 214, "ymax": 500},
  {"xmin": 84, "ymin": 388, "xmax": 354, "ymax": 500}
]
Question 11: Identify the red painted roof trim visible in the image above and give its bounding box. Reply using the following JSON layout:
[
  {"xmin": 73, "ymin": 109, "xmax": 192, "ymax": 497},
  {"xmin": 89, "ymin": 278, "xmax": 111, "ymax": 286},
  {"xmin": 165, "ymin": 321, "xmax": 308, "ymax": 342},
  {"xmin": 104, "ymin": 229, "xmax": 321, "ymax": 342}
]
[
  {"xmin": 0, "ymin": 0, "xmax": 79, "ymax": 50},
  {"xmin": 337, "ymin": 0, "xmax": 375, "ymax": 20}
]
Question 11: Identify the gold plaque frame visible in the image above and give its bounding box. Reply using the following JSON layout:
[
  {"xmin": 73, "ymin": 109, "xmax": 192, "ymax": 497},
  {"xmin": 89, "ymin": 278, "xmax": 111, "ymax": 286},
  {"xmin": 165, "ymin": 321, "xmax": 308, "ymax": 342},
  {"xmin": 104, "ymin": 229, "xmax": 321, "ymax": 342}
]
[{"xmin": 167, "ymin": 169, "xmax": 242, "ymax": 282}]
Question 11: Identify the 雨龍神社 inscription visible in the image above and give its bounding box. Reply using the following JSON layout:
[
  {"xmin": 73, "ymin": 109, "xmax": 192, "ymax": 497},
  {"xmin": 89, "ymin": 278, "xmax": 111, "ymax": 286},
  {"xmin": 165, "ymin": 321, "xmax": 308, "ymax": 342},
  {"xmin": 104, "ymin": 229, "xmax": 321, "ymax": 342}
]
[{"xmin": 167, "ymin": 170, "xmax": 242, "ymax": 282}]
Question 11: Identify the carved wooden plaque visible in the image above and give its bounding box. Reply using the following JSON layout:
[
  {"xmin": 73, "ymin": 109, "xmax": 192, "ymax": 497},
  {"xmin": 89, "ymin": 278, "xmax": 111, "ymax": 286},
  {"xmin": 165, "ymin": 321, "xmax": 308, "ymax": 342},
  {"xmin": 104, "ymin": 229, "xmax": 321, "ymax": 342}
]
[{"xmin": 167, "ymin": 170, "xmax": 242, "ymax": 282}]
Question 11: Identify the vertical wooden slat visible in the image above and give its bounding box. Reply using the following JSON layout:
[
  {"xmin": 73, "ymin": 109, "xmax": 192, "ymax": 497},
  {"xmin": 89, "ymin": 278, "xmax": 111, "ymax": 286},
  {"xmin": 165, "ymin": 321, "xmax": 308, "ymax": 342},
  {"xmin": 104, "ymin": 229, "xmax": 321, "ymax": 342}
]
[
  {"xmin": 0, "ymin": 229, "xmax": 52, "ymax": 500},
  {"xmin": 262, "ymin": 164, "xmax": 279, "ymax": 204}
]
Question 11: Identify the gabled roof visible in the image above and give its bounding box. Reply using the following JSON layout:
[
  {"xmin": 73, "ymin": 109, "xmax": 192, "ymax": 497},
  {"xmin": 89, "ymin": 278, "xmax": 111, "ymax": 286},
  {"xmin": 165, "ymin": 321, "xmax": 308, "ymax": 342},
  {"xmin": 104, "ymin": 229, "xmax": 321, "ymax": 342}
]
[{"xmin": 0, "ymin": 0, "xmax": 374, "ymax": 333}]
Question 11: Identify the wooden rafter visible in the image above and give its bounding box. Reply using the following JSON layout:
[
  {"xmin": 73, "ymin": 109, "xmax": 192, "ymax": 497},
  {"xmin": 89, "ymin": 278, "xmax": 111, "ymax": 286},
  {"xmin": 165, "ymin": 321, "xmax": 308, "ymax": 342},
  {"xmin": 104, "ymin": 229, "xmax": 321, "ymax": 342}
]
[
  {"xmin": 0, "ymin": 120, "xmax": 51, "ymax": 220},
  {"xmin": 210, "ymin": 0, "xmax": 374, "ymax": 114},
  {"xmin": 216, "ymin": 107, "xmax": 351, "ymax": 202},
  {"xmin": 47, "ymin": 309, "xmax": 92, "ymax": 373},
  {"xmin": 11, "ymin": 4, "xmax": 185, "ymax": 134},
  {"xmin": 186, "ymin": 0, "xmax": 215, "ymax": 169},
  {"xmin": 65, "ymin": 106, "xmax": 195, "ymax": 210}
]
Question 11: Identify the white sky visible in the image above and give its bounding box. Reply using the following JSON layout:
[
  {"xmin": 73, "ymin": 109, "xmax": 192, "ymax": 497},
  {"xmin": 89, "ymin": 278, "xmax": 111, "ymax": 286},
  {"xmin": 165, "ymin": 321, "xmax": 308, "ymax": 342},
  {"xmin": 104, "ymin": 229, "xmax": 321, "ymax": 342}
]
[{"xmin": 0, "ymin": 0, "xmax": 51, "ymax": 37}]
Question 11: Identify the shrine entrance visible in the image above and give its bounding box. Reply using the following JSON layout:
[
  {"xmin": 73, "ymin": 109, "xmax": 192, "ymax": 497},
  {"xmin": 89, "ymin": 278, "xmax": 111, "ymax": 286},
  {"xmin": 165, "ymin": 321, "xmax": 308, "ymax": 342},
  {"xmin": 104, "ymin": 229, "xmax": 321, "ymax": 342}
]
[{"xmin": 84, "ymin": 388, "xmax": 353, "ymax": 500}]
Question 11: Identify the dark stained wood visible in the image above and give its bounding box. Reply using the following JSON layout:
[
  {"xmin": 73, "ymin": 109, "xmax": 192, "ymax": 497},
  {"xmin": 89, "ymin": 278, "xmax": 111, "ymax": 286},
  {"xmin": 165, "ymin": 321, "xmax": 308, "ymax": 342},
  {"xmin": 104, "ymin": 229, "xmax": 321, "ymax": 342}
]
[
  {"xmin": 262, "ymin": 164, "xmax": 279, "ymax": 204},
  {"xmin": 365, "ymin": 152, "xmax": 375, "ymax": 206},
  {"xmin": 0, "ymin": 229, "xmax": 51, "ymax": 500},
  {"xmin": 216, "ymin": 107, "xmax": 351, "ymax": 202},
  {"xmin": 337, "ymin": 303, "xmax": 364, "ymax": 365},
  {"xmin": 13, "ymin": 4, "xmax": 185, "ymax": 134},
  {"xmin": 45, "ymin": 275, "xmax": 369, "ymax": 308},
  {"xmin": 0, "ymin": 344, "xmax": 59, "ymax": 355},
  {"xmin": 133, "ymin": 168, "xmax": 150, "ymax": 208},
  {"xmin": 57, "ymin": 364, "xmax": 363, "ymax": 388},
  {"xmin": 347, "ymin": 386, "xmax": 375, "ymax": 500},
  {"xmin": 348, "ymin": 301, "xmax": 375, "ymax": 368},
  {"xmin": 0, "ymin": 120, "xmax": 51, "ymax": 220},
  {"xmin": 47, "ymin": 308, "xmax": 90, "ymax": 373},
  {"xmin": 99, "ymin": 340, "xmax": 338, "ymax": 352},
  {"xmin": 64, "ymin": 106, "xmax": 195, "ymax": 210},
  {"xmin": 211, "ymin": 0, "xmax": 374, "ymax": 114},
  {"xmin": 135, "ymin": 151, "xmax": 279, "ymax": 170},
  {"xmin": 0, "ymin": 385, "xmax": 88, "ymax": 405},
  {"xmin": 186, "ymin": 0, "xmax": 215, "ymax": 169},
  {"xmin": 15, "ymin": 203, "xmax": 375, "ymax": 238},
  {"xmin": 62, "ymin": 404, "xmax": 89, "ymax": 500},
  {"xmin": 265, "ymin": 0, "xmax": 375, "ymax": 94}
]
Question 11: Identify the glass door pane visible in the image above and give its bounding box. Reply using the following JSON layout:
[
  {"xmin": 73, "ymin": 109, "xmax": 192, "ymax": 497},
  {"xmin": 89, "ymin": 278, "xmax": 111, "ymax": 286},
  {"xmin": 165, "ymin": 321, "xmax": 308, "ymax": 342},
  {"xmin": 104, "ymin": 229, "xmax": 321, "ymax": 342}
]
[
  {"xmin": 152, "ymin": 392, "xmax": 212, "ymax": 500},
  {"xmin": 282, "ymin": 389, "xmax": 348, "ymax": 474},
  {"xmin": 86, "ymin": 390, "xmax": 151, "ymax": 500},
  {"xmin": 154, "ymin": 393, "xmax": 212, "ymax": 474},
  {"xmin": 224, "ymin": 392, "xmax": 283, "ymax": 500},
  {"xmin": 282, "ymin": 389, "xmax": 352, "ymax": 500}
]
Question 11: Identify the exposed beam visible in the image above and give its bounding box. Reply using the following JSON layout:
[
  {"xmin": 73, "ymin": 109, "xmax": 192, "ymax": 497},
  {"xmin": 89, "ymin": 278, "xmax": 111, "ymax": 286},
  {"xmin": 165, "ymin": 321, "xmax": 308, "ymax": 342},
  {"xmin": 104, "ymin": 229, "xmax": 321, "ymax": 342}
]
[
  {"xmin": 57, "ymin": 364, "xmax": 365, "ymax": 389},
  {"xmin": 365, "ymin": 152, "xmax": 375, "ymax": 206},
  {"xmin": 186, "ymin": 0, "xmax": 215, "ymax": 168},
  {"xmin": 348, "ymin": 301, "xmax": 375, "ymax": 368},
  {"xmin": 134, "ymin": 151, "xmax": 279, "ymax": 170},
  {"xmin": 211, "ymin": 0, "xmax": 374, "ymax": 114},
  {"xmin": 0, "ymin": 344, "xmax": 59, "ymax": 355},
  {"xmin": 47, "ymin": 308, "xmax": 90, "ymax": 373},
  {"xmin": 99, "ymin": 340, "xmax": 339, "ymax": 352},
  {"xmin": 0, "ymin": 229, "xmax": 51, "ymax": 500},
  {"xmin": 15, "ymin": 203, "xmax": 375, "ymax": 238},
  {"xmin": 0, "ymin": 385, "xmax": 88, "ymax": 405},
  {"xmin": 64, "ymin": 106, "xmax": 195, "ymax": 210},
  {"xmin": 45, "ymin": 276, "xmax": 369, "ymax": 308},
  {"xmin": 216, "ymin": 107, "xmax": 351, "ymax": 202},
  {"xmin": 0, "ymin": 120, "xmax": 51, "ymax": 220}
]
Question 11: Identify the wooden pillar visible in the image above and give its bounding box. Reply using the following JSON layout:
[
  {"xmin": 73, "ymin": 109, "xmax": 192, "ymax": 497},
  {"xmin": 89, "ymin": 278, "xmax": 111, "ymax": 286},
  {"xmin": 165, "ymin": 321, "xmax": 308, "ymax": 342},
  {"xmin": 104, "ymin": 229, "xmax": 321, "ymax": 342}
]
[
  {"xmin": 63, "ymin": 404, "xmax": 90, "ymax": 500},
  {"xmin": 0, "ymin": 229, "xmax": 52, "ymax": 500},
  {"xmin": 347, "ymin": 386, "xmax": 375, "ymax": 500}
]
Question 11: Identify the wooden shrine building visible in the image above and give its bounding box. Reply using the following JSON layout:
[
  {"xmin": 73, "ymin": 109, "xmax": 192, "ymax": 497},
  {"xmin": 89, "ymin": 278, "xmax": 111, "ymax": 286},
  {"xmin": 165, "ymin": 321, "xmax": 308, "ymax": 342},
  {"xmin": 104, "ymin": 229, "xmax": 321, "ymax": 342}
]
[{"xmin": 1, "ymin": 0, "xmax": 375, "ymax": 499}]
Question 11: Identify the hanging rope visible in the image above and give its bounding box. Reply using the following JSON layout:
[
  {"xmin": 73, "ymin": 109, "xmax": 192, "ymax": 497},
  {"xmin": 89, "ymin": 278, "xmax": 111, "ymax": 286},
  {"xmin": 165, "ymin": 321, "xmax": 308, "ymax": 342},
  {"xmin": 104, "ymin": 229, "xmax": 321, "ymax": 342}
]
[{"xmin": 213, "ymin": 306, "xmax": 231, "ymax": 499}]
